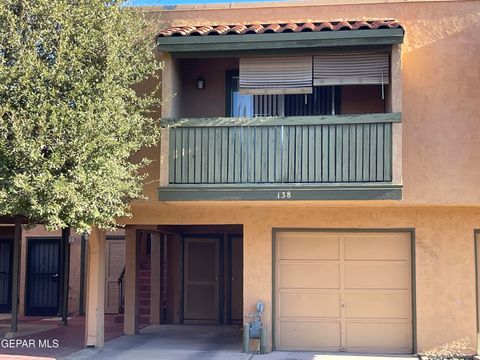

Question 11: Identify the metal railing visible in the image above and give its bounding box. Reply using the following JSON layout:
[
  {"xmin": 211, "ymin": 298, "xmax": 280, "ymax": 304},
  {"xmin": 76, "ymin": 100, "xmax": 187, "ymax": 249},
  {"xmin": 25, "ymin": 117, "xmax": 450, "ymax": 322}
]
[{"xmin": 117, "ymin": 267, "xmax": 125, "ymax": 314}]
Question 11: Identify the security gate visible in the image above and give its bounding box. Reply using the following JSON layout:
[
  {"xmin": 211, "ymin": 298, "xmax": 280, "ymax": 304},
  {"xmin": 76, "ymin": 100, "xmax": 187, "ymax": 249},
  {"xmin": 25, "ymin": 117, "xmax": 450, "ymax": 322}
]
[
  {"xmin": 0, "ymin": 239, "xmax": 13, "ymax": 313},
  {"xmin": 26, "ymin": 238, "xmax": 61, "ymax": 316}
]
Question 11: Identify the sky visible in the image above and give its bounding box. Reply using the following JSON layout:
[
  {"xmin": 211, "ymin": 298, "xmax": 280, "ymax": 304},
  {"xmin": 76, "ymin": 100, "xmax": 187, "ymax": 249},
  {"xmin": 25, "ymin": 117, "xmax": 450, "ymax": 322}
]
[{"xmin": 126, "ymin": 0, "xmax": 282, "ymax": 6}]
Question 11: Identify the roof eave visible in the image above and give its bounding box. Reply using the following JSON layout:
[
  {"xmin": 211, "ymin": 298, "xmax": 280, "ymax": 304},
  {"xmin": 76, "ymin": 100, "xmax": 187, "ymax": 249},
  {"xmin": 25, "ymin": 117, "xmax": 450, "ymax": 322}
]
[{"xmin": 156, "ymin": 28, "xmax": 404, "ymax": 53}]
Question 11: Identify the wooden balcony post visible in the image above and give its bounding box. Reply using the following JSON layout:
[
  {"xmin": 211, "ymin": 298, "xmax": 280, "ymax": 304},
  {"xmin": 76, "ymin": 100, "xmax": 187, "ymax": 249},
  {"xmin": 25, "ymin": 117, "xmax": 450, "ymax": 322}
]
[
  {"xmin": 390, "ymin": 44, "xmax": 403, "ymax": 185},
  {"xmin": 159, "ymin": 130, "xmax": 169, "ymax": 187},
  {"xmin": 159, "ymin": 51, "xmax": 180, "ymax": 188}
]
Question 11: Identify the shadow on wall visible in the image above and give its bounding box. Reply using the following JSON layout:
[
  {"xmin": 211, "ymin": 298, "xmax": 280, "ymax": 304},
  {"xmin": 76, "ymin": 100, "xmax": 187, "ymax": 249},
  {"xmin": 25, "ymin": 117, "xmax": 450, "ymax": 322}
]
[{"xmin": 401, "ymin": 9, "xmax": 480, "ymax": 204}]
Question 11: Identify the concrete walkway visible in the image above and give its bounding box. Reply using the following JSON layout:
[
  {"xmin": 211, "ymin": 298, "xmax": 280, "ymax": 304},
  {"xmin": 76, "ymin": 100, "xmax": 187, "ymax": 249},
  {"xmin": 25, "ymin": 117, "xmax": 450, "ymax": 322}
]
[
  {"xmin": 66, "ymin": 325, "xmax": 249, "ymax": 360},
  {"xmin": 66, "ymin": 325, "xmax": 418, "ymax": 360},
  {"xmin": 0, "ymin": 315, "xmax": 123, "ymax": 360}
]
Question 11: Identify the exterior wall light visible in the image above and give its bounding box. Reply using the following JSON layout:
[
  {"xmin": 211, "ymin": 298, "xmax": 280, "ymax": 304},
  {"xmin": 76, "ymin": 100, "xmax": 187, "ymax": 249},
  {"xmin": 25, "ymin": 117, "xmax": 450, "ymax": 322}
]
[{"xmin": 196, "ymin": 78, "xmax": 205, "ymax": 90}]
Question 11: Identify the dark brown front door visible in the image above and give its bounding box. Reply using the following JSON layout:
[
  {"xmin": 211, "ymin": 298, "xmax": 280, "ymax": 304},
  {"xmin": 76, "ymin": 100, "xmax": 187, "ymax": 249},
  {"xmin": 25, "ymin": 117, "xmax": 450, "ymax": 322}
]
[{"xmin": 183, "ymin": 237, "xmax": 220, "ymax": 323}]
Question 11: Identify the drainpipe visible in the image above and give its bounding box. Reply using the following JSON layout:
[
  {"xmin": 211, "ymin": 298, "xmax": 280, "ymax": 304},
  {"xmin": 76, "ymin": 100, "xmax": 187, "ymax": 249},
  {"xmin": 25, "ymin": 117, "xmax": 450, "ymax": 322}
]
[{"xmin": 61, "ymin": 227, "xmax": 71, "ymax": 325}]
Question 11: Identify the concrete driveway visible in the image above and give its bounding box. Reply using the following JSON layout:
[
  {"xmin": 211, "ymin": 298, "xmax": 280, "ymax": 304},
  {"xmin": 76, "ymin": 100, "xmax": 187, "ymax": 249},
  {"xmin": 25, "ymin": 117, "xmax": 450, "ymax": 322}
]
[{"xmin": 65, "ymin": 325, "xmax": 417, "ymax": 360}]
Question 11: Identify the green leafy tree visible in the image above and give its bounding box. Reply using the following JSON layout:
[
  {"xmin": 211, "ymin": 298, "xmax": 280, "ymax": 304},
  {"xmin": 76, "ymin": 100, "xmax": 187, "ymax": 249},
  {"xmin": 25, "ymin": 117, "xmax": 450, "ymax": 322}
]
[{"xmin": 0, "ymin": 0, "xmax": 162, "ymax": 232}]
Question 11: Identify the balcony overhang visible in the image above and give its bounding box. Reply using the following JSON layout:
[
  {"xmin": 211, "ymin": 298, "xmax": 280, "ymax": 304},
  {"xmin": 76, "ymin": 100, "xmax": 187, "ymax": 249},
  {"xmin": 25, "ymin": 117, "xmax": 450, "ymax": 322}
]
[
  {"xmin": 158, "ymin": 183, "xmax": 402, "ymax": 201},
  {"xmin": 156, "ymin": 28, "xmax": 404, "ymax": 55}
]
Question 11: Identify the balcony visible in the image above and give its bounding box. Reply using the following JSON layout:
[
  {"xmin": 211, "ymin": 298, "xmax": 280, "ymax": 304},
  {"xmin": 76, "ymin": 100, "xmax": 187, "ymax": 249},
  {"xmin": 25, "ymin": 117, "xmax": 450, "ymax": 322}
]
[
  {"xmin": 158, "ymin": 113, "xmax": 402, "ymax": 201},
  {"xmin": 157, "ymin": 29, "xmax": 404, "ymax": 201}
]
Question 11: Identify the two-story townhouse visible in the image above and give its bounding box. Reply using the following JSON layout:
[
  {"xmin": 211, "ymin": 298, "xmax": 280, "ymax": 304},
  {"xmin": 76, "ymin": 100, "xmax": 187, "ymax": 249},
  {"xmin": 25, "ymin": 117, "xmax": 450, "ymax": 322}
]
[{"xmin": 81, "ymin": 0, "xmax": 480, "ymax": 356}]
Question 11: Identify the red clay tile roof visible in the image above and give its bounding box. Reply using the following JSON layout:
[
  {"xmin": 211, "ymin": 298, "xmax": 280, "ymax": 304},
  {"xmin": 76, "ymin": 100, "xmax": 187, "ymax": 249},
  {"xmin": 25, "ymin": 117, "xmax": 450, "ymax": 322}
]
[{"xmin": 157, "ymin": 20, "xmax": 403, "ymax": 37}]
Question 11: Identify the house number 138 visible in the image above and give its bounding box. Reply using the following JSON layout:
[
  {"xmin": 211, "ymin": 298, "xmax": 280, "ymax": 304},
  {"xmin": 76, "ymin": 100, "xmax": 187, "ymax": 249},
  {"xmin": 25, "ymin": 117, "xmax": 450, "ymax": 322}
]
[{"xmin": 277, "ymin": 191, "xmax": 292, "ymax": 199}]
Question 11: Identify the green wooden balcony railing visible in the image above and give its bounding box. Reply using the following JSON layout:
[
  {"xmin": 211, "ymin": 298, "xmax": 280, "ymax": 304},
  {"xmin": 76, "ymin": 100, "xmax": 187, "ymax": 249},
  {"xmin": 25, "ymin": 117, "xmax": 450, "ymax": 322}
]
[{"xmin": 166, "ymin": 113, "xmax": 401, "ymax": 185}]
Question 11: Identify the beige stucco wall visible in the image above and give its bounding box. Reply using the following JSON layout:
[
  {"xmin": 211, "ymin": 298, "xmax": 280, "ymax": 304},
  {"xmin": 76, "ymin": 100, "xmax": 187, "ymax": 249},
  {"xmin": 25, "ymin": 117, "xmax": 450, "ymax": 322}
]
[
  {"xmin": 140, "ymin": 0, "xmax": 480, "ymax": 205},
  {"xmin": 120, "ymin": 0, "xmax": 480, "ymax": 355},
  {"xmin": 125, "ymin": 203, "xmax": 480, "ymax": 353}
]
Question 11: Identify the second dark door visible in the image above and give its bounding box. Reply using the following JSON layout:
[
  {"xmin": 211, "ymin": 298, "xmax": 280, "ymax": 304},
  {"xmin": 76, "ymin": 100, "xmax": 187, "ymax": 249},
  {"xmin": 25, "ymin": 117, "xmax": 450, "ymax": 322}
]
[
  {"xmin": 0, "ymin": 239, "xmax": 13, "ymax": 313},
  {"xmin": 26, "ymin": 238, "xmax": 61, "ymax": 316}
]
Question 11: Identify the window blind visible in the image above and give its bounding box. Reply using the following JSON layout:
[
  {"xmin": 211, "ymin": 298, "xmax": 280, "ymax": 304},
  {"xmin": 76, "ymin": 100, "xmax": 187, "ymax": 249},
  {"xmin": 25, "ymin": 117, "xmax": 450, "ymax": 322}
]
[
  {"xmin": 239, "ymin": 56, "xmax": 313, "ymax": 95},
  {"xmin": 253, "ymin": 95, "xmax": 285, "ymax": 117},
  {"xmin": 313, "ymin": 52, "xmax": 390, "ymax": 86}
]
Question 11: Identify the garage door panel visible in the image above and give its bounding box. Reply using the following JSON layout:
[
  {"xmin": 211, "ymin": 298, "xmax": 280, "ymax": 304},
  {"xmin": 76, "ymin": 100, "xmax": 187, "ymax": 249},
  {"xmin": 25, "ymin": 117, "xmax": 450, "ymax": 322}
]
[
  {"xmin": 345, "ymin": 262, "xmax": 409, "ymax": 289},
  {"xmin": 345, "ymin": 292, "xmax": 410, "ymax": 319},
  {"xmin": 275, "ymin": 231, "xmax": 412, "ymax": 353},
  {"xmin": 344, "ymin": 233, "xmax": 410, "ymax": 261},
  {"xmin": 279, "ymin": 291, "xmax": 341, "ymax": 318},
  {"xmin": 279, "ymin": 263, "xmax": 340, "ymax": 289},
  {"xmin": 346, "ymin": 322, "xmax": 412, "ymax": 350},
  {"xmin": 278, "ymin": 233, "xmax": 340, "ymax": 260},
  {"xmin": 279, "ymin": 321, "xmax": 341, "ymax": 349}
]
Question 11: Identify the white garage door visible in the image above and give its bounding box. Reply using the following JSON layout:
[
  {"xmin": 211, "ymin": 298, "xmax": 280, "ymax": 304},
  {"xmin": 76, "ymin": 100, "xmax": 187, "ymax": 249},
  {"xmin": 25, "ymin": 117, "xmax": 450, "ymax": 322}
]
[{"xmin": 275, "ymin": 231, "xmax": 412, "ymax": 353}]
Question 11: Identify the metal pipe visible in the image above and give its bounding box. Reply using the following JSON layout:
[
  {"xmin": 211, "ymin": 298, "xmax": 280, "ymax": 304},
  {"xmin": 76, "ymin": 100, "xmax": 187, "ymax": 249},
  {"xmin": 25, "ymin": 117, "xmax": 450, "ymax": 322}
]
[
  {"xmin": 242, "ymin": 324, "xmax": 250, "ymax": 353},
  {"xmin": 260, "ymin": 326, "xmax": 267, "ymax": 354}
]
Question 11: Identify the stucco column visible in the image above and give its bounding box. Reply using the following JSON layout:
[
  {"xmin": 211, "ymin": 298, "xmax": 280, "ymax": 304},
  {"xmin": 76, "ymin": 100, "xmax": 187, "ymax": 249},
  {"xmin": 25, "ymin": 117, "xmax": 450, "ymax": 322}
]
[
  {"xmin": 150, "ymin": 233, "xmax": 161, "ymax": 325},
  {"xmin": 243, "ymin": 222, "xmax": 272, "ymax": 351},
  {"xmin": 85, "ymin": 228, "xmax": 106, "ymax": 348},
  {"xmin": 124, "ymin": 226, "xmax": 139, "ymax": 335}
]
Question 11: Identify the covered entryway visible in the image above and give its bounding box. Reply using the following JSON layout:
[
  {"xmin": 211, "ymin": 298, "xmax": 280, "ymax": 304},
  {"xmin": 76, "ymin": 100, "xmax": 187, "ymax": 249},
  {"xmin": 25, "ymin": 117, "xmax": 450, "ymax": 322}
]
[
  {"xmin": 117, "ymin": 225, "xmax": 243, "ymax": 335},
  {"xmin": 274, "ymin": 230, "xmax": 413, "ymax": 353},
  {"xmin": 150, "ymin": 225, "xmax": 243, "ymax": 326}
]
